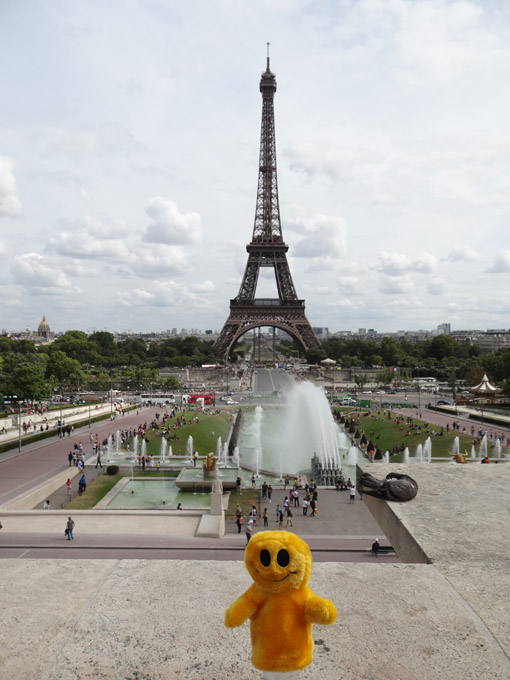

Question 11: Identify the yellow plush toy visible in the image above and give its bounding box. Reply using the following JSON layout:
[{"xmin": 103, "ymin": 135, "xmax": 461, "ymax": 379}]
[{"xmin": 224, "ymin": 531, "xmax": 337, "ymax": 672}]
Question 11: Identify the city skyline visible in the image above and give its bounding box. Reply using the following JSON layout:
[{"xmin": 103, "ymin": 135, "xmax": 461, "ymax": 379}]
[{"xmin": 1, "ymin": 1, "xmax": 510, "ymax": 334}]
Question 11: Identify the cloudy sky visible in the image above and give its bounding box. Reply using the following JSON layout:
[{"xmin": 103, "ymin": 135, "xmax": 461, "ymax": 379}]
[{"xmin": 1, "ymin": 0, "xmax": 510, "ymax": 336}]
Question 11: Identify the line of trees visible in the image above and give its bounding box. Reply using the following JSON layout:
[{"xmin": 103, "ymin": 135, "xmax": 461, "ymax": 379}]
[
  {"xmin": 305, "ymin": 335, "xmax": 510, "ymax": 394},
  {"xmin": 0, "ymin": 332, "xmax": 219, "ymax": 401}
]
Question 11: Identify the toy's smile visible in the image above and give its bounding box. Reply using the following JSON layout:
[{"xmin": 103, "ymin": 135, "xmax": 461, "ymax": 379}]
[{"xmin": 273, "ymin": 571, "xmax": 297, "ymax": 582}]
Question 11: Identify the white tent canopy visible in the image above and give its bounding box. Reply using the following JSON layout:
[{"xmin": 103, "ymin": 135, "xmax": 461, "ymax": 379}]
[
  {"xmin": 470, "ymin": 373, "xmax": 498, "ymax": 393},
  {"xmin": 321, "ymin": 358, "xmax": 336, "ymax": 365}
]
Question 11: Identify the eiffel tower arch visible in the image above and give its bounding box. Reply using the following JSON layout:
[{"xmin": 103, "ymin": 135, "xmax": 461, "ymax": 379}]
[{"xmin": 216, "ymin": 51, "xmax": 320, "ymax": 361}]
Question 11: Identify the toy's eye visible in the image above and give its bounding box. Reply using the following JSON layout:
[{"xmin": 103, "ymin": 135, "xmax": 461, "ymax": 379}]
[
  {"xmin": 277, "ymin": 549, "xmax": 290, "ymax": 567},
  {"xmin": 260, "ymin": 549, "xmax": 271, "ymax": 567}
]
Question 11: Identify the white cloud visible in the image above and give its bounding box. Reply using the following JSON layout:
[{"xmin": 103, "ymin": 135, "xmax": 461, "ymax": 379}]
[
  {"xmin": 380, "ymin": 274, "xmax": 414, "ymax": 295},
  {"xmin": 190, "ymin": 280, "xmax": 215, "ymax": 294},
  {"xmin": 378, "ymin": 251, "xmax": 413, "ymax": 275},
  {"xmin": 48, "ymin": 227, "xmax": 136, "ymax": 265},
  {"xmin": 11, "ymin": 253, "xmax": 78, "ymax": 295},
  {"xmin": 428, "ymin": 277, "xmax": 447, "ymax": 295},
  {"xmin": 486, "ymin": 252, "xmax": 510, "ymax": 273},
  {"xmin": 0, "ymin": 158, "xmax": 22, "ymax": 217},
  {"xmin": 378, "ymin": 251, "xmax": 437, "ymax": 275},
  {"xmin": 338, "ymin": 276, "xmax": 362, "ymax": 295},
  {"xmin": 414, "ymin": 252, "xmax": 437, "ymax": 274},
  {"xmin": 118, "ymin": 288, "xmax": 156, "ymax": 306},
  {"xmin": 448, "ymin": 244, "xmax": 480, "ymax": 262},
  {"xmin": 143, "ymin": 197, "xmax": 202, "ymax": 245},
  {"xmin": 137, "ymin": 246, "xmax": 189, "ymax": 276},
  {"xmin": 286, "ymin": 210, "xmax": 348, "ymax": 259}
]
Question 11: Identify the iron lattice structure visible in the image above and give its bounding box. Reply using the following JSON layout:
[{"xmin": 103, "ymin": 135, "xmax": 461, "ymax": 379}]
[{"xmin": 215, "ymin": 55, "xmax": 320, "ymax": 360}]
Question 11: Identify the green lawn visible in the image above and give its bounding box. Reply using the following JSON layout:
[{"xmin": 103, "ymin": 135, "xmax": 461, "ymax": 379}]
[
  {"xmin": 130, "ymin": 409, "xmax": 232, "ymax": 458},
  {"xmin": 345, "ymin": 410, "xmax": 475, "ymax": 460},
  {"xmin": 67, "ymin": 472, "xmax": 123, "ymax": 509}
]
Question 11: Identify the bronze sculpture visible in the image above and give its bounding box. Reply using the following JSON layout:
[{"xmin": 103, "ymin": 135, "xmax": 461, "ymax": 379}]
[{"xmin": 359, "ymin": 472, "xmax": 418, "ymax": 502}]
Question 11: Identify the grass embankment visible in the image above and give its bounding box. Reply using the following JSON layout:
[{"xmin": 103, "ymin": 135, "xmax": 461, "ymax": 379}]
[
  {"xmin": 135, "ymin": 409, "xmax": 231, "ymax": 458},
  {"xmin": 226, "ymin": 488, "xmax": 260, "ymax": 520},
  {"xmin": 67, "ymin": 469, "xmax": 181, "ymax": 509},
  {"xmin": 337, "ymin": 408, "xmax": 477, "ymax": 461}
]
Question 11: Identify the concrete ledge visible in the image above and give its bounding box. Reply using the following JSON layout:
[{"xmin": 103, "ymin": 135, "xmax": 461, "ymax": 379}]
[
  {"xmin": 1, "ymin": 558, "xmax": 510, "ymax": 679},
  {"xmin": 195, "ymin": 512, "xmax": 224, "ymax": 538},
  {"xmin": 3, "ymin": 466, "xmax": 81, "ymax": 510}
]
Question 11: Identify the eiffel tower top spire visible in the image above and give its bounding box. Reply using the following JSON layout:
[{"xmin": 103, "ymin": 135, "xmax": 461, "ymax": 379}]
[{"xmin": 253, "ymin": 43, "xmax": 282, "ymax": 243}]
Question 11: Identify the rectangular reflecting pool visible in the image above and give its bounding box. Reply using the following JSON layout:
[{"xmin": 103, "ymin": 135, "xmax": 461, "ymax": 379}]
[{"xmin": 105, "ymin": 479, "xmax": 211, "ymax": 509}]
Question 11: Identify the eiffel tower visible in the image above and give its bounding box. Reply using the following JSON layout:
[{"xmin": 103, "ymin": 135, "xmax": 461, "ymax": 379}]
[{"xmin": 215, "ymin": 52, "xmax": 320, "ymax": 361}]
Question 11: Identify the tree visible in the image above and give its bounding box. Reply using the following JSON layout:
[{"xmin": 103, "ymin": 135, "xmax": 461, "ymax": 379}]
[
  {"xmin": 376, "ymin": 368, "xmax": 393, "ymax": 385},
  {"xmin": 353, "ymin": 373, "xmax": 368, "ymax": 391},
  {"xmin": 1, "ymin": 353, "xmax": 49, "ymax": 400},
  {"xmin": 45, "ymin": 351, "xmax": 86, "ymax": 388}
]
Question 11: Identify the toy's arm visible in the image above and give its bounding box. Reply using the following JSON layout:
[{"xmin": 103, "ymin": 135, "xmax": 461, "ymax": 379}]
[
  {"xmin": 225, "ymin": 586, "xmax": 260, "ymax": 628},
  {"xmin": 304, "ymin": 592, "xmax": 337, "ymax": 626}
]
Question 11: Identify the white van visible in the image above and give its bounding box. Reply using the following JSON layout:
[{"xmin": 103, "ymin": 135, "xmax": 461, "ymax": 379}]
[{"xmin": 340, "ymin": 398, "xmax": 357, "ymax": 406}]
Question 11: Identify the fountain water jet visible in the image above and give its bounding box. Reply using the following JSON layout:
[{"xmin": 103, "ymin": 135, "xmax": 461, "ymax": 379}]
[
  {"xmin": 222, "ymin": 441, "xmax": 229, "ymax": 466},
  {"xmin": 237, "ymin": 382, "xmax": 347, "ymax": 478},
  {"xmin": 403, "ymin": 447, "xmax": 410, "ymax": 464},
  {"xmin": 423, "ymin": 437, "xmax": 432, "ymax": 463},
  {"xmin": 479, "ymin": 435, "xmax": 488, "ymax": 459},
  {"xmin": 495, "ymin": 439, "xmax": 501, "ymax": 459},
  {"xmin": 452, "ymin": 436, "xmax": 460, "ymax": 455},
  {"xmin": 347, "ymin": 447, "xmax": 358, "ymax": 466},
  {"xmin": 415, "ymin": 443, "xmax": 423, "ymax": 462},
  {"xmin": 160, "ymin": 437, "xmax": 167, "ymax": 463},
  {"xmin": 232, "ymin": 445, "xmax": 240, "ymax": 468},
  {"xmin": 187, "ymin": 436, "xmax": 194, "ymax": 463}
]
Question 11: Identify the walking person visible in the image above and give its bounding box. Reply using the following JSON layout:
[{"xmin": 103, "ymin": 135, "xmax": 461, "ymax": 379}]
[
  {"xmin": 263, "ymin": 507, "xmax": 269, "ymax": 527},
  {"xmin": 349, "ymin": 485, "xmax": 356, "ymax": 504},
  {"xmin": 95, "ymin": 451, "xmax": 103, "ymax": 469},
  {"xmin": 278, "ymin": 509, "xmax": 284, "ymax": 529},
  {"xmin": 66, "ymin": 517, "xmax": 75, "ymax": 541},
  {"xmin": 235, "ymin": 506, "xmax": 243, "ymax": 534},
  {"xmin": 302, "ymin": 498, "xmax": 308, "ymax": 516},
  {"xmin": 66, "ymin": 478, "xmax": 72, "ymax": 496},
  {"xmin": 251, "ymin": 505, "xmax": 257, "ymax": 525},
  {"xmin": 68, "ymin": 451, "xmax": 73, "ymax": 467},
  {"xmin": 285, "ymin": 508, "xmax": 293, "ymax": 528},
  {"xmin": 43, "ymin": 499, "xmax": 51, "ymax": 510},
  {"xmin": 309, "ymin": 498, "xmax": 316, "ymax": 517},
  {"xmin": 267, "ymin": 485, "xmax": 273, "ymax": 503},
  {"xmin": 275, "ymin": 504, "xmax": 281, "ymax": 522}
]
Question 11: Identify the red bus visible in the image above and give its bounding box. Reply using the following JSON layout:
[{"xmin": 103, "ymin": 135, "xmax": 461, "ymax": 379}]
[{"xmin": 189, "ymin": 393, "xmax": 216, "ymax": 406}]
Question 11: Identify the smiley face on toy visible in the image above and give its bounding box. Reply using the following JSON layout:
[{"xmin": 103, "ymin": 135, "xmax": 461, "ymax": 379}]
[
  {"xmin": 245, "ymin": 530, "xmax": 312, "ymax": 594},
  {"xmin": 225, "ymin": 531, "xmax": 337, "ymax": 672}
]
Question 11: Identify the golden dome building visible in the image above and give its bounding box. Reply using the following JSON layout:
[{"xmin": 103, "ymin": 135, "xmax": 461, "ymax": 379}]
[{"xmin": 37, "ymin": 314, "xmax": 51, "ymax": 339}]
